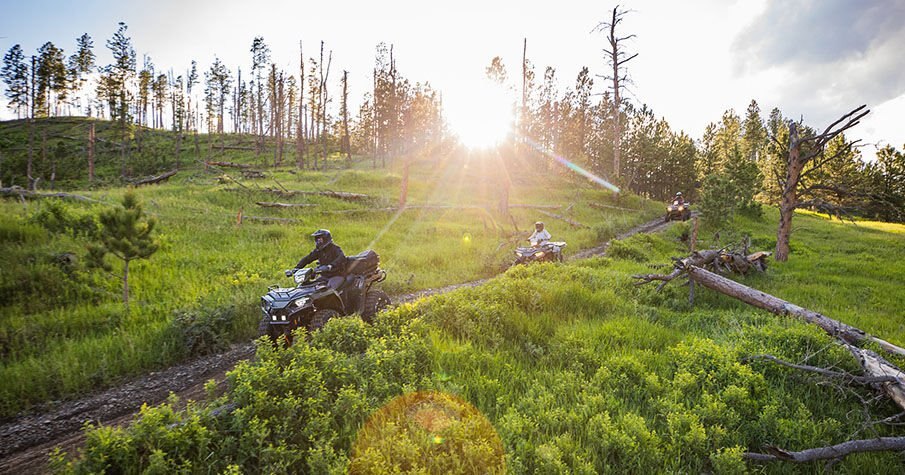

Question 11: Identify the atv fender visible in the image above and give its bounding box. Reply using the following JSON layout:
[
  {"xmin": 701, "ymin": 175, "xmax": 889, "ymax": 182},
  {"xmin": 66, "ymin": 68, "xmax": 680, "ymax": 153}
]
[{"xmin": 313, "ymin": 292, "xmax": 345, "ymax": 314}]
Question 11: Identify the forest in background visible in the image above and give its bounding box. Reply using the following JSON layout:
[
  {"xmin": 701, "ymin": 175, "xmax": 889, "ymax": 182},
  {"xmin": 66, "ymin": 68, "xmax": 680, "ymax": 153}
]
[{"xmin": 2, "ymin": 21, "xmax": 903, "ymax": 222}]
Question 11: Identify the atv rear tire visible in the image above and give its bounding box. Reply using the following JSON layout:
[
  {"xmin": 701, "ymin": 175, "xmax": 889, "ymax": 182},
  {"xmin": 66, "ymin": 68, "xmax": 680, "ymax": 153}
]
[
  {"xmin": 362, "ymin": 290, "xmax": 391, "ymax": 323},
  {"xmin": 308, "ymin": 308, "xmax": 340, "ymax": 331}
]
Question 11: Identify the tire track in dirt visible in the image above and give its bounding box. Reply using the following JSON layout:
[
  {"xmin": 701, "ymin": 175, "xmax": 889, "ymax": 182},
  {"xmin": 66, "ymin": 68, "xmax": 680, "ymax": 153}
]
[{"xmin": 0, "ymin": 213, "xmax": 684, "ymax": 474}]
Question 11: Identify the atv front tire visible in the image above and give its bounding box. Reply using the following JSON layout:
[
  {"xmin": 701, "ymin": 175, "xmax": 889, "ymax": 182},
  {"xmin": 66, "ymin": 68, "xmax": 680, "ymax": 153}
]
[
  {"xmin": 308, "ymin": 308, "xmax": 340, "ymax": 331},
  {"xmin": 363, "ymin": 290, "xmax": 391, "ymax": 323}
]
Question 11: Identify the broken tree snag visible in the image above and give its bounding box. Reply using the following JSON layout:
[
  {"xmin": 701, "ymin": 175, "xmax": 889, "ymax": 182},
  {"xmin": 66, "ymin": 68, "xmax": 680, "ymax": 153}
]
[
  {"xmin": 0, "ymin": 186, "xmax": 101, "ymax": 203},
  {"xmin": 255, "ymin": 201, "xmax": 316, "ymax": 208},
  {"xmin": 775, "ymin": 105, "xmax": 870, "ymax": 262},
  {"xmin": 132, "ymin": 169, "xmax": 177, "ymax": 186},
  {"xmin": 744, "ymin": 437, "xmax": 905, "ymax": 464},
  {"xmin": 535, "ymin": 209, "xmax": 589, "ymax": 229},
  {"xmin": 206, "ymin": 160, "xmax": 251, "ymax": 169}
]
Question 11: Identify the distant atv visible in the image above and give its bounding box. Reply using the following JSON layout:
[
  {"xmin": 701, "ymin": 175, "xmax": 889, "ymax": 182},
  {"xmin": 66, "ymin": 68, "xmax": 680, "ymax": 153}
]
[
  {"xmin": 514, "ymin": 241, "xmax": 567, "ymax": 265},
  {"xmin": 665, "ymin": 200, "xmax": 691, "ymax": 222},
  {"xmin": 259, "ymin": 250, "xmax": 390, "ymax": 345}
]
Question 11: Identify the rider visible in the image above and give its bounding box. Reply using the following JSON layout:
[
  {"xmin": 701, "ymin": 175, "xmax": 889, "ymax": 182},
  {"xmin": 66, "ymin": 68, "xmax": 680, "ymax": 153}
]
[
  {"xmin": 290, "ymin": 229, "xmax": 346, "ymax": 290},
  {"xmin": 528, "ymin": 221, "xmax": 552, "ymax": 246},
  {"xmin": 673, "ymin": 192, "xmax": 685, "ymax": 205}
]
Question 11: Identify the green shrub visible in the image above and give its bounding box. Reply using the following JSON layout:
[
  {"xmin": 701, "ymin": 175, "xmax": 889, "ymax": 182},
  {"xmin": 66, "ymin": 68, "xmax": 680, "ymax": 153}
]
[{"xmin": 171, "ymin": 306, "xmax": 237, "ymax": 356}]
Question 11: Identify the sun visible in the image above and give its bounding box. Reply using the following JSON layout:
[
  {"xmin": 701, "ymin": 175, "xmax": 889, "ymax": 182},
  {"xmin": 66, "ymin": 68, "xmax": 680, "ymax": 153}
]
[{"xmin": 446, "ymin": 79, "xmax": 514, "ymax": 149}]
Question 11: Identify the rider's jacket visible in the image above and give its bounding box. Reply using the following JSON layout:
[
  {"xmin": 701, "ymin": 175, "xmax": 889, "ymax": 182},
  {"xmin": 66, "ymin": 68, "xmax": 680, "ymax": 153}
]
[{"xmin": 295, "ymin": 242, "xmax": 346, "ymax": 277}]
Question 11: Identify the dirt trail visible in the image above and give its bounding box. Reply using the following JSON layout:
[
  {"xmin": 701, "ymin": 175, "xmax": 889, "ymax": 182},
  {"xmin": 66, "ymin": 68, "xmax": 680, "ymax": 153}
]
[{"xmin": 0, "ymin": 213, "xmax": 682, "ymax": 474}]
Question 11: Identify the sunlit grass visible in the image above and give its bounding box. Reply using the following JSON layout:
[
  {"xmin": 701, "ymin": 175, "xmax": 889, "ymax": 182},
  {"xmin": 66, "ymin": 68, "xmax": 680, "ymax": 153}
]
[{"xmin": 0, "ymin": 152, "xmax": 661, "ymax": 417}]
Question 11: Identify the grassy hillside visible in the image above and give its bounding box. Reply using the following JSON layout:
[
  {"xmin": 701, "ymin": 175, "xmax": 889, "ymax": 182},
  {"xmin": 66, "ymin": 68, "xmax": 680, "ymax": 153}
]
[
  {"xmin": 0, "ymin": 119, "xmax": 662, "ymax": 418},
  {"xmin": 54, "ymin": 210, "xmax": 905, "ymax": 473}
]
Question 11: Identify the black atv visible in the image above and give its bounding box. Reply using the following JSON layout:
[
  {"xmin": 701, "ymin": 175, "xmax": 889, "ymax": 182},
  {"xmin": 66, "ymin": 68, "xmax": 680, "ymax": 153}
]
[
  {"xmin": 259, "ymin": 250, "xmax": 390, "ymax": 345},
  {"xmin": 665, "ymin": 200, "xmax": 691, "ymax": 222},
  {"xmin": 514, "ymin": 241, "xmax": 567, "ymax": 265}
]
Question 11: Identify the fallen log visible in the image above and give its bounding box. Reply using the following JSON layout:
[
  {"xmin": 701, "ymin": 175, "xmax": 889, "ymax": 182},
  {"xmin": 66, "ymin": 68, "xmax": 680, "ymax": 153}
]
[
  {"xmin": 634, "ymin": 255, "xmax": 905, "ymax": 412},
  {"xmin": 588, "ymin": 202, "xmax": 640, "ymax": 212},
  {"xmin": 206, "ymin": 160, "xmax": 251, "ymax": 169},
  {"xmin": 682, "ymin": 265, "xmax": 905, "ymax": 357},
  {"xmin": 241, "ymin": 170, "xmax": 266, "ymax": 179},
  {"xmin": 132, "ymin": 169, "xmax": 177, "ymax": 186},
  {"xmin": 0, "ymin": 186, "xmax": 102, "ymax": 203},
  {"xmin": 255, "ymin": 202, "xmax": 316, "ymax": 208},
  {"xmin": 744, "ymin": 437, "xmax": 905, "ymax": 464},
  {"xmin": 535, "ymin": 209, "xmax": 589, "ymax": 229},
  {"xmin": 258, "ymin": 187, "xmax": 371, "ymax": 201},
  {"xmin": 510, "ymin": 204, "xmax": 562, "ymax": 209},
  {"xmin": 240, "ymin": 215, "xmax": 302, "ymax": 224}
]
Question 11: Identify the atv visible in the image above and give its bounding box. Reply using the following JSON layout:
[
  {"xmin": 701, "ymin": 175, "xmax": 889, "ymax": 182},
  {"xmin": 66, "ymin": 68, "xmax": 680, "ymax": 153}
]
[
  {"xmin": 514, "ymin": 241, "xmax": 567, "ymax": 265},
  {"xmin": 259, "ymin": 250, "xmax": 390, "ymax": 345},
  {"xmin": 665, "ymin": 200, "xmax": 691, "ymax": 222}
]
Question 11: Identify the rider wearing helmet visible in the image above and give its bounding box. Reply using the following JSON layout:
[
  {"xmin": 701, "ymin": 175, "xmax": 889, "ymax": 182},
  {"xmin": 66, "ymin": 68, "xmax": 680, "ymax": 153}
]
[
  {"xmin": 528, "ymin": 221, "xmax": 552, "ymax": 246},
  {"xmin": 292, "ymin": 229, "xmax": 347, "ymax": 290},
  {"xmin": 674, "ymin": 192, "xmax": 685, "ymax": 205}
]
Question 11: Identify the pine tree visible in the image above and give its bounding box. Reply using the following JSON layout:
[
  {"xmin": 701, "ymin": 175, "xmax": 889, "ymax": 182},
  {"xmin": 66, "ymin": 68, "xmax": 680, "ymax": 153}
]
[
  {"xmin": 104, "ymin": 22, "xmax": 136, "ymax": 176},
  {"xmin": 88, "ymin": 190, "xmax": 159, "ymax": 307},
  {"xmin": 68, "ymin": 33, "xmax": 96, "ymax": 116},
  {"xmin": 35, "ymin": 42, "xmax": 68, "ymax": 117},
  {"xmin": 1, "ymin": 44, "xmax": 29, "ymax": 118}
]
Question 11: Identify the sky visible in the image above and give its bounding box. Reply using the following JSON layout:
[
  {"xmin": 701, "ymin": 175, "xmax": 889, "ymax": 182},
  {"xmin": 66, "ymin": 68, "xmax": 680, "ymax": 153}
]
[{"xmin": 1, "ymin": 0, "xmax": 903, "ymax": 158}]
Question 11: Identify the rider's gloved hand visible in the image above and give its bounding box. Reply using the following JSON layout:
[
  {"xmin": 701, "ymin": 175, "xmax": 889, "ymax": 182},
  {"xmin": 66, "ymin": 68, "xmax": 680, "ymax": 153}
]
[
  {"xmin": 285, "ymin": 268, "xmax": 297, "ymax": 277},
  {"xmin": 315, "ymin": 265, "xmax": 331, "ymax": 273}
]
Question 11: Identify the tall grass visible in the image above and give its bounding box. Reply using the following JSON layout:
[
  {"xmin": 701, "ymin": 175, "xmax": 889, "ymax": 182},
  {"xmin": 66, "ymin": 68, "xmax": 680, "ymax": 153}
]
[
  {"xmin": 57, "ymin": 209, "xmax": 905, "ymax": 473},
  {"xmin": 0, "ymin": 154, "xmax": 658, "ymax": 418}
]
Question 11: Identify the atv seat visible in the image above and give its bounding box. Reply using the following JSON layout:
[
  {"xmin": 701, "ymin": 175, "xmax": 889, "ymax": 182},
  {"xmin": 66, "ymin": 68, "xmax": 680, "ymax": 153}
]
[{"xmin": 346, "ymin": 250, "xmax": 380, "ymax": 276}]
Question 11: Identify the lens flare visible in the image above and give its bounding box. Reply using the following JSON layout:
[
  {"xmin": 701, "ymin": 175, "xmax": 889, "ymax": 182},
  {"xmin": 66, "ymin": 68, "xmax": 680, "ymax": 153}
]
[
  {"xmin": 350, "ymin": 391, "xmax": 505, "ymax": 474},
  {"xmin": 523, "ymin": 138, "xmax": 620, "ymax": 193}
]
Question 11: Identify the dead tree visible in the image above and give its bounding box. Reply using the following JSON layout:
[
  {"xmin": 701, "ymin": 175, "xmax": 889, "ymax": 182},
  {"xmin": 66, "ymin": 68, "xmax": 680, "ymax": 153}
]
[
  {"xmin": 775, "ymin": 105, "xmax": 869, "ymax": 261},
  {"xmin": 296, "ymin": 41, "xmax": 307, "ymax": 169},
  {"xmin": 88, "ymin": 121, "xmax": 96, "ymax": 183},
  {"xmin": 341, "ymin": 70, "xmax": 351, "ymax": 167},
  {"xmin": 594, "ymin": 5, "xmax": 637, "ymax": 181}
]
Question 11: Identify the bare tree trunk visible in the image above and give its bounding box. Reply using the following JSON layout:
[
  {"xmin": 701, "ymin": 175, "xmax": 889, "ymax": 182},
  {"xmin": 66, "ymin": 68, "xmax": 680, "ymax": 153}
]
[
  {"xmin": 399, "ymin": 159, "xmax": 409, "ymax": 208},
  {"xmin": 88, "ymin": 121, "xmax": 95, "ymax": 182},
  {"xmin": 596, "ymin": 7, "xmax": 637, "ymax": 182},
  {"xmin": 123, "ymin": 259, "xmax": 130, "ymax": 307},
  {"xmin": 372, "ymin": 67, "xmax": 378, "ymax": 169},
  {"xmin": 774, "ymin": 106, "xmax": 869, "ymax": 261},
  {"xmin": 521, "ymin": 37, "xmax": 527, "ymax": 146},
  {"xmin": 27, "ymin": 119, "xmax": 35, "ymax": 190},
  {"xmin": 745, "ymin": 437, "xmax": 905, "ymax": 464},
  {"xmin": 775, "ymin": 125, "xmax": 802, "ymax": 261},
  {"xmin": 342, "ymin": 70, "xmax": 351, "ymax": 167},
  {"xmin": 320, "ymin": 45, "xmax": 332, "ymax": 169},
  {"xmin": 296, "ymin": 41, "xmax": 306, "ymax": 169}
]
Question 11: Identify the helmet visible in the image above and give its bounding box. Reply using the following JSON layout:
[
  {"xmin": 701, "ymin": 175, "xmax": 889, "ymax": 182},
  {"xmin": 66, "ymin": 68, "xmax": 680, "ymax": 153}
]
[
  {"xmin": 311, "ymin": 229, "xmax": 332, "ymax": 250},
  {"xmin": 535, "ymin": 221, "xmax": 544, "ymax": 232},
  {"xmin": 675, "ymin": 192, "xmax": 683, "ymax": 196}
]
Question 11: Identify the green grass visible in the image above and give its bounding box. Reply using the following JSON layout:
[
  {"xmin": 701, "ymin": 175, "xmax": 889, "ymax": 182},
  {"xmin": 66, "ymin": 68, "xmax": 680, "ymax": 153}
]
[
  {"xmin": 1, "ymin": 120, "xmax": 661, "ymax": 418},
  {"xmin": 55, "ymin": 208, "xmax": 905, "ymax": 473}
]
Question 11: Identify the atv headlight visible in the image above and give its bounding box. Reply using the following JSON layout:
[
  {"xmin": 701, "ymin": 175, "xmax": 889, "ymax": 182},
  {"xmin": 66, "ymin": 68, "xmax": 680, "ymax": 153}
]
[
  {"xmin": 271, "ymin": 315, "xmax": 277, "ymax": 321},
  {"xmin": 281, "ymin": 315, "xmax": 287, "ymax": 321},
  {"xmin": 294, "ymin": 297, "xmax": 310, "ymax": 308}
]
